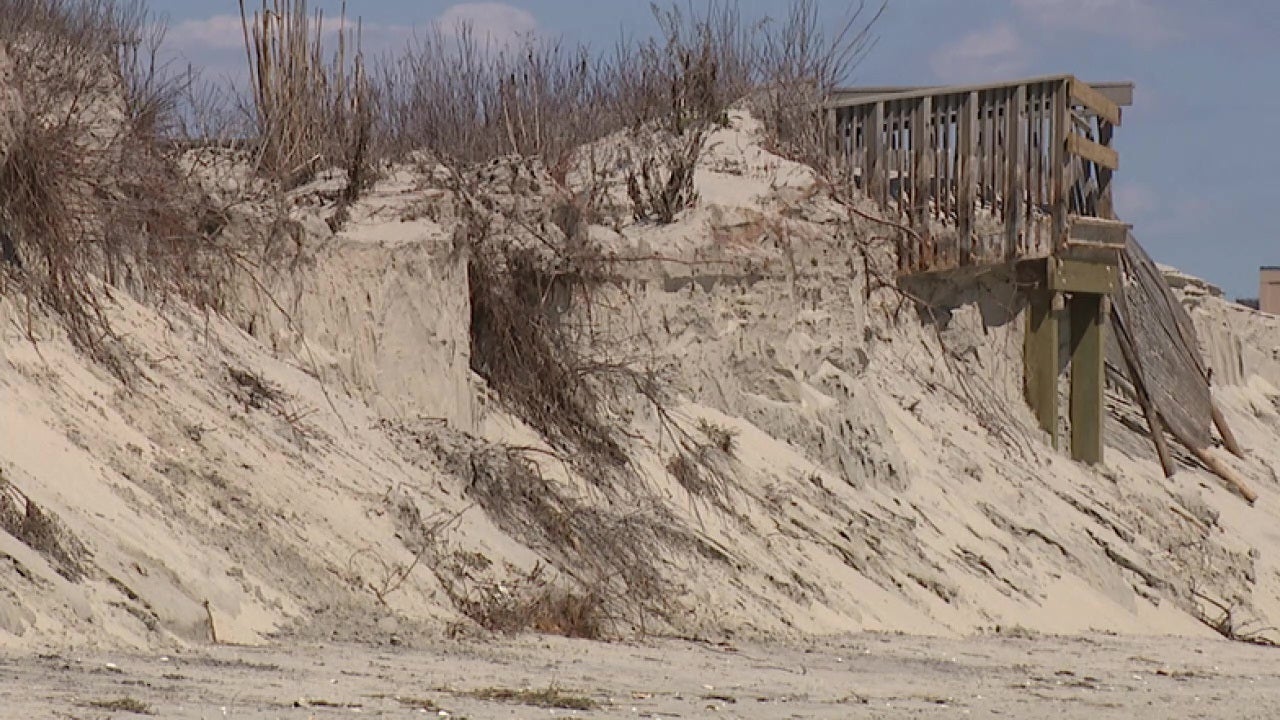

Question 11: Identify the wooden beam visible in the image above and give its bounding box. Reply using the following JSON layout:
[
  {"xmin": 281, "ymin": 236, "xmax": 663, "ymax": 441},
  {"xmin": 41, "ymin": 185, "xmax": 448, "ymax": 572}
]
[
  {"xmin": 830, "ymin": 80, "xmax": 1134, "ymax": 109},
  {"xmin": 1069, "ymin": 293, "xmax": 1106, "ymax": 464},
  {"xmin": 1211, "ymin": 400, "xmax": 1246, "ymax": 458},
  {"xmin": 1050, "ymin": 258, "xmax": 1119, "ymax": 294},
  {"xmin": 1070, "ymin": 78, "xmax": 1122, "ymax": 126},
  {"xmin": 1068, "ymin": 215, "xmax": 1129, "ymax": 248},
  {"xmin": 1066, "ymin": 134, "xmax": 1119, "ymax": 170},
  {"xmin": 1190, "ymin": 445, "xmax": 1258, "ymax": 504},
  {"xmin": 1025, "ymin": 287, "xmax": 1060, "ymax": 447}
]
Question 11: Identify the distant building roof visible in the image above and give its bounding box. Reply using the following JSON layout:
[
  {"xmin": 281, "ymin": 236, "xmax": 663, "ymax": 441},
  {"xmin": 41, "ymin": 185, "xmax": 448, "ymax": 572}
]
[{"xmin": 1263, "ymin": 266, "xmax": 1280, "ymax": 271}]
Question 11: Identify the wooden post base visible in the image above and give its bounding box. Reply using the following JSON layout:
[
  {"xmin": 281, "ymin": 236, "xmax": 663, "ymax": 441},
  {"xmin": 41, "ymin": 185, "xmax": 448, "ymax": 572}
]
[
  {"xmin": 1024, "ymin": 288, "xmax": 1060, "ymax": 448},
  {"xmin": 1069, "ymin": 293, "xmax": 1106, "ymax": 464}
]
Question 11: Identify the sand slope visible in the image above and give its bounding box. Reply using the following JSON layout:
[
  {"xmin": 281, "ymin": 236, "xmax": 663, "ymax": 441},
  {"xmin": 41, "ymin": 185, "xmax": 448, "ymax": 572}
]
[{"xmin": 1, "ymin": 111, "xmax": 1279, "ymax": 652}]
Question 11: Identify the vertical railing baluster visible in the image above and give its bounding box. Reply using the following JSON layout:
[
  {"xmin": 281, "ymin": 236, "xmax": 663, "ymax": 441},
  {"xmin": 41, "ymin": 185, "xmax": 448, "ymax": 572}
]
[
  {"xmin": 868, "ymin": 101, "xmax": 885, "ymax": 208},
  {"xmin": 1052, "ymin": 79, "xmax": 1070, "ymax": 253},
  {"xmin": 1006, "ymin": 84, "xmax": 1026, "ymax": 259},
  {"xmin": 958, "ymin": 91, "xmax": 977, "ymax": 266},
  {"xmin": 1097, "ymin": 119, "xmax": 1115, "ymax": 219}
]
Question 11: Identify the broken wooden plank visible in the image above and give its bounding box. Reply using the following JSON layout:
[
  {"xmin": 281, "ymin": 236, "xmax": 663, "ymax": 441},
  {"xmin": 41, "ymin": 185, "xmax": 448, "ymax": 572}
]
[
  {"xmin": 1211, "ymin": 400, "xmax": 1246, "ymax": 459},
  {"xmin": 1109, "ymin": 233, "xmax": 1213, "ymax": 452},
  {"xmin": 1190, "ymin": 445, "xmax": 1258, "ymax": 505}
]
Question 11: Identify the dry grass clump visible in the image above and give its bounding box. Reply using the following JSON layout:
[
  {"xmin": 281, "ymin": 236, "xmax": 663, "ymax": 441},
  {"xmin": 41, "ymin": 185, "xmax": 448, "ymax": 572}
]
[
  {"xmin": 239, "ymin": 0, "xmax": 374, "ymax": 196},
  {"xmin": 0, "ymin": 0, "xmax": 224, "ymax": 375}
]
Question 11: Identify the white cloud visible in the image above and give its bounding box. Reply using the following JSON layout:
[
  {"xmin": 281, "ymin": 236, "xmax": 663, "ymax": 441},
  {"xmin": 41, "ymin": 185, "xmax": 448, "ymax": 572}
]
[
  {"xmin": 436, "ymin": 3, "xmax": 537, "ymax": 46},
  {"xmin": 166, "ymin": 15, "xmax": 245, "ymax": 52},
  {"xmin": 1012, "ymin": 0, "xmax": 1178, "ymax": 48},
  {"xmin": 928, "ymin": 22, "xmax": 1028, "ymax": 84}
]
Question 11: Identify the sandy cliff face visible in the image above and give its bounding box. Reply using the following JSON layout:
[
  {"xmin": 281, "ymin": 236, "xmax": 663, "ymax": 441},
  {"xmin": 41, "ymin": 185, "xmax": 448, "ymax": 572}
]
[{"xmin": 2, "ymin": 111, "xmax": 1280, "ymax": 651}]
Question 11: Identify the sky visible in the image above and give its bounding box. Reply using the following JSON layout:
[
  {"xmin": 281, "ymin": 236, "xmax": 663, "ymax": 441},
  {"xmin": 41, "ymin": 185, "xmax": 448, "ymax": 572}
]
[{"xmin": 146, "ymin": 0, "xmax": 1280, "ymax": 299}]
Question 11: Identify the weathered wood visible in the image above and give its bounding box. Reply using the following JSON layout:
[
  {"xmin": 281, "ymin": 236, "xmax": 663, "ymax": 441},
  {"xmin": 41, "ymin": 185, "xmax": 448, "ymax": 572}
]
[
  {"xmin": 1052, "ymin": 79, "xmax": 1070, "ymax": 253},
  {"xmin": 1211, "ymin": 400, "xmax": 1246, "ymax": 458},
  {"xmin": 1066, "ymin": 134, "xmax": 1119, "ymax": 170},
  {"xmin": 1006, "ymin": 85, "xmax": 1026, "ymax": 258},
  {"xmin": 1050, "ymin": 258, "xmax": 1119, "ymax": 294},
  {"xmin": 1070, "ymin": 78, "xmax": 1123, "ymax": 126},
  {"xmin": 957, "ymin": 91, "xmax": 977, "ymax": 264},
  {"xmin": 1096, "ymin": 120, "xmax": 1115, "ymax": 218},
  {"xmin": 1070, "ymin": 293, "xmax": 1106, "ymax": 464},
  {"xmin": 912, "ymin": 97, "xmax": 932, "ymax": 226},
  {"xmin": 830, "ymin": 74, "xmax": 1127, "ymax": 278},
  {"xmin": 1145, "ymin": 403, "xmax": 1176, "ymax": 478},
  {"xmin": 868, "ymin": 101, "xmax": 885, "ymax": 205},
  {"xmin": 1190, "ymin": 445, "xmax": 1258, "ymax": 504},
  {"xmin": 1109, "ymin": 234, "xmax": 1212, "ymax": 450},
  {"xmin": 1069, "ymin": 215, "xmax": 1129, "ymax": 248},
  {"xmin": 1025, "ymin": 287, "xmax": 1060, "ymax": 447},
  {"xmin": 830, "ymin": 80, "xmax": 1134, "ymax": 109}
]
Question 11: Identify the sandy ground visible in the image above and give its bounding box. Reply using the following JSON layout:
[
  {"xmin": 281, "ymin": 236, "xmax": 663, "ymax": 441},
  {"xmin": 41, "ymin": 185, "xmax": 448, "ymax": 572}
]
[{"xmin": 4, "ymin": 633, "xmax": 1280, "ymax": 719}]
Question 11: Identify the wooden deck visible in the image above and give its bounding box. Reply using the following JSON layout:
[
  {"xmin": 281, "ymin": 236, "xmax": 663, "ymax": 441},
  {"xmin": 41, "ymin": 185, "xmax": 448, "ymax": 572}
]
[{"xmin": 827, "ymin": 75, "xmax": 1130, "ymax": 276}]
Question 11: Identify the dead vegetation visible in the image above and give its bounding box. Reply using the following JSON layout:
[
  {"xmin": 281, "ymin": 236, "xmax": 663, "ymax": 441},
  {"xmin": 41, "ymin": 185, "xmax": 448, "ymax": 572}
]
[
  {"xmin": 238, "ymin": 0, "xmax": 375, "ymax": 206},
  {"xmin": 85, "ymin": 696, "xmax": 153, "ymax": 715},
  {"xmin": 0, "ymin": 471, "xmax": 89, "ymax": 581},
  {"xmin": 460, "ymin": 685, "xmax": 598, "ymax": 711},
  {"xmin": 0, "ymin": 0, "xmax": 228, "ymax": 377},
  {"xmin": 1191, "ymin": 583, "xmax": 1279, "ymax": 647},
  {"xmin": 378, "ymin": 419, "xmax": 728, "ymax": 637}
]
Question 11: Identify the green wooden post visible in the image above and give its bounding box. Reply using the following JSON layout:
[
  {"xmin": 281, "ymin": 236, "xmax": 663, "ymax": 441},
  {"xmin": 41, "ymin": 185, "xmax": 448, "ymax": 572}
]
[
  {"xmin": 1024, "ymin": 288, "xmax": 1059, "ymax": 448},
  {"xmin": 1069, "ymin": 293, "xmax": 1106, "ymax": 464}
]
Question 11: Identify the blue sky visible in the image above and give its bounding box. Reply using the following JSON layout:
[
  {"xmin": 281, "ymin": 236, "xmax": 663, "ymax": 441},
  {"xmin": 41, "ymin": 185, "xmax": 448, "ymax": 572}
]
[{"xmin": 150, "ymin": 0, "xmax": 1279, "ymax": 299}]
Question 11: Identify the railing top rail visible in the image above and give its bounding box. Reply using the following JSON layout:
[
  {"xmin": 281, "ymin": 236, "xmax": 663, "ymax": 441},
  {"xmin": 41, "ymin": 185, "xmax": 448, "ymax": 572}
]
[
  {"xmin": 830, "ymin": 80, "xmax": 1134, "ymax": 109},
  {"xmin": 824, "ymin": 74, "xmax": 1078, "ymax": 109}
]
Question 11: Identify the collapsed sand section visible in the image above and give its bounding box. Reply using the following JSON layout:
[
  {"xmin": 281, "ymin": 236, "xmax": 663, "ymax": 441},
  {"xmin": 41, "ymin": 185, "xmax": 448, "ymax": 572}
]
[
  {"xmin": 208, "ymin": 168, "xmax": 477, "ymax": 432},
  {"xmin": 1, "ymin": 108, "xmax": 1279, "ymax": 652}
]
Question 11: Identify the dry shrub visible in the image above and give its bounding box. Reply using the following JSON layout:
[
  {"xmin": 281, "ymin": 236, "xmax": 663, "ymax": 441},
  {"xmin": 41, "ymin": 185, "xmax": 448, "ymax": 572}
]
[
  {"xmin": 379, "ymin": 27, "xmax": 615, "ymax": 167},
  {"xmin": 378, "ymin": 1, "xmax": 883, "ymax": 216},
  {"xmin": 239, "ymin": 0, "xmax": 375, "ymax": 197},
  {"xmin": 466, "ymin": 229, "xmax": 627, "ymax": 471},
  {"xmin": 0, "ymin": 0, "xmax": 226, "ymax": 374},
  {"xmin": 447, "ymin": 565, "xmax": 606, "ymax": 640},
  {"xmin": 751, "ymin": 0, "xmax": 885, "ymax": 171}
]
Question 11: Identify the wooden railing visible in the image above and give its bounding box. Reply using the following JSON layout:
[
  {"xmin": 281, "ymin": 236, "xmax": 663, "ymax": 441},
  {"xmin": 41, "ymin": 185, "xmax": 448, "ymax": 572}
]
[{"xmin": 827, "ymin": 75, "xmax": 1126, "ymax": 275}]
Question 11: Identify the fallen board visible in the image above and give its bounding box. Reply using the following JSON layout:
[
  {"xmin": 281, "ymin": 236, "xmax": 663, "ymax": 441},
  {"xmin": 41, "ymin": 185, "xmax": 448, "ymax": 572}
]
[{"xmin": 1107, "ymin": 233, "xmax": 1212, "ymax": 450}]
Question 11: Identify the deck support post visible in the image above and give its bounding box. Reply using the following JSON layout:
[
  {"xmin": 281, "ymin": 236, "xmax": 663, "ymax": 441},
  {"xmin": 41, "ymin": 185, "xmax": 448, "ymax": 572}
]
[
  {"xmin": 1024, "ymin": 287, "xmax": 1060, "ymax": 448},
  {"xmin": 1069, "ymin": 292, "xmax": 1107, "ymax": 464}
]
